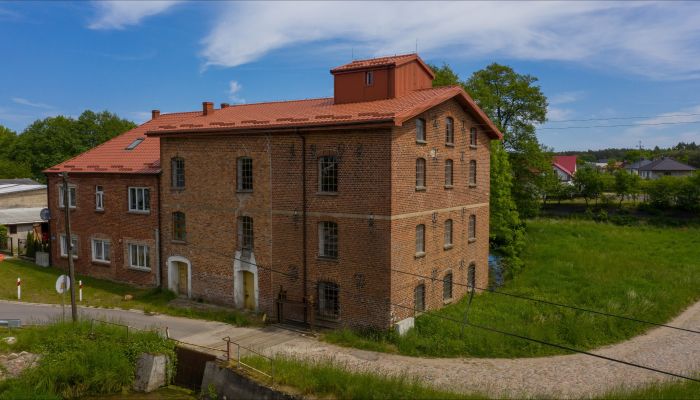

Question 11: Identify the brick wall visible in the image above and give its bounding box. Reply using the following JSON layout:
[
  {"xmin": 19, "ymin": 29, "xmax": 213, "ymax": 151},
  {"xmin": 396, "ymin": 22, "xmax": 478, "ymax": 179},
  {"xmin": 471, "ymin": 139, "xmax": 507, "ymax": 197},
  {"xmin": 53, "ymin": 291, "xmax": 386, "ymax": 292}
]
[{"xmin": 46, "ymin": 173, "xmax": 159, "ymax": 287}]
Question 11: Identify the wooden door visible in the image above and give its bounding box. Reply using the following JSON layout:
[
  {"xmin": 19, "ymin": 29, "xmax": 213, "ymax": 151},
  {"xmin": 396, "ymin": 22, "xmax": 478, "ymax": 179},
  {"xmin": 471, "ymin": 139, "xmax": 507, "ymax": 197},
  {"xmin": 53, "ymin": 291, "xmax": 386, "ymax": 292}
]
[
  {"xmin": 178, "ymin": 263, "xmax": 188, "ymax": 296},
  {"xmin": 243, "ymin": 271, "xmax": 254, "ymax": 310}
]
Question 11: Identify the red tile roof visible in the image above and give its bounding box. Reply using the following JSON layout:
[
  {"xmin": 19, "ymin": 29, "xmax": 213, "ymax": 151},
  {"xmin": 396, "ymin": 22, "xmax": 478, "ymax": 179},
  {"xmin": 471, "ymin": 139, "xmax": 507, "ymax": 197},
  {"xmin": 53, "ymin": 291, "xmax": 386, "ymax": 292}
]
[
  {"xmin": 45, "ymin": 111, "xmax": 198, "ymax": 175},
  {"xmin": 331, "ymin": 53, "xmax": 435, "ymax": 78},
  {"xmin": 147, "ymin": 86, "xmax": 502, "ymax": 139},
  {"xmin": 553, "ymin": 155, "xmax": 577, "ymax": 176}
]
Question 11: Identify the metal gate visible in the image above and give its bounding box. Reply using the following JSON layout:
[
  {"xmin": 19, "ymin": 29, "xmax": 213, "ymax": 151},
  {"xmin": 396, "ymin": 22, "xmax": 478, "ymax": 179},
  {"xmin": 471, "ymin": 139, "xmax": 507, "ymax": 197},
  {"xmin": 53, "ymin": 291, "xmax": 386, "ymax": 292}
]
[{"xmin": 275, "ymin": 288, "xmax": 307, "ymax": 325}]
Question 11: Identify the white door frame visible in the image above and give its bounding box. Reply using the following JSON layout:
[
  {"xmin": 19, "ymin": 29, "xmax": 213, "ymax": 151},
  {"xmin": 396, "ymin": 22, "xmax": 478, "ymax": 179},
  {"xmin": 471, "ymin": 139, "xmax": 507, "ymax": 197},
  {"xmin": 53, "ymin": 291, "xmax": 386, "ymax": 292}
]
[{"xmin": 167, "ymin": 255, "xmax": 192, "ymax": 298}]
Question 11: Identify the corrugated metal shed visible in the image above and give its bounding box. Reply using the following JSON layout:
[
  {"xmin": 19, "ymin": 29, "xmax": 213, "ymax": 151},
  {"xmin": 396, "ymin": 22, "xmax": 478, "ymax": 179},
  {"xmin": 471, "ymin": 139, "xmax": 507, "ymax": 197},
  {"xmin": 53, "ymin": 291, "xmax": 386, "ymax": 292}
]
[{"xmin": 0, "ymin": 207, "xmax": 47, "ymax": 225}]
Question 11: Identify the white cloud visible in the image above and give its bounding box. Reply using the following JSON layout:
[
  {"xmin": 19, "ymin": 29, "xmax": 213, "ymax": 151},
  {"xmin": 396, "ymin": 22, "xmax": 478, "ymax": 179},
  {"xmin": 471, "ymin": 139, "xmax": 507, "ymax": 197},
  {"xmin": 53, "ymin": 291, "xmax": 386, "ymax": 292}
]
[
  {"xmin": 89, "ymin": 1, "xmax": 181, "ymax": 30},
  {"xmin": 547, "ymin": 107, "xmax": 574, "ymax": 121},
  {"xmin": 549, "ymin": 91, "xmax": 585, "ymax": 106},
  {"xmin": 200, "ymin": 1, "xmax": 700, "ymax": 80},
  {"xmin": 228, "ymin": 80, "xmax": 245, "ymax": 104},
  {"xmin": 11, "ymin": 97, "xmax": 53, "ymax": 109}
]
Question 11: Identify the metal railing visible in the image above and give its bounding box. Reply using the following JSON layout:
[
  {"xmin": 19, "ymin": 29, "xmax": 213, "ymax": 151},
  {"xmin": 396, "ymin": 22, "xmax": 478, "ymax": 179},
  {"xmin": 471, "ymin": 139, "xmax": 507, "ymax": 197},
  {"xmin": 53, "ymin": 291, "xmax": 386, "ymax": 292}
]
[{"xmin": 223, "ymin": 336, "xmax": 275, "ymax": 384}]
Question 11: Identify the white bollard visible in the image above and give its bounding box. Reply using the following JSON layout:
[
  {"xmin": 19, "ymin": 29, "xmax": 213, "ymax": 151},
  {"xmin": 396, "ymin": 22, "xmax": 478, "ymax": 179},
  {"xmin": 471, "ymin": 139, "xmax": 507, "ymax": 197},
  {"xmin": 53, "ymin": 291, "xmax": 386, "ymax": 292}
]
[
  {"xmin": 79, "ymin": 280, "xmax": 83, "ymax": 302},
  {"xmin": 17, "ymin": 277, "xmax": 20, "ymax": 300}
]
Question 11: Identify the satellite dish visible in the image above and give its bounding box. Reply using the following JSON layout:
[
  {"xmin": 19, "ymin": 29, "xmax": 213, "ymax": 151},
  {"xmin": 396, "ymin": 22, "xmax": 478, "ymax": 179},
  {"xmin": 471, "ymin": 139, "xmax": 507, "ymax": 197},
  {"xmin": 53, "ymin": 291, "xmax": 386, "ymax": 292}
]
[
  {"xmin": 40, "ymin": 208, "xmax": 50, "ymax": 221},
  {"xmin": 55, "ymin": 275, "xmax": 70, "ymax": 294}
]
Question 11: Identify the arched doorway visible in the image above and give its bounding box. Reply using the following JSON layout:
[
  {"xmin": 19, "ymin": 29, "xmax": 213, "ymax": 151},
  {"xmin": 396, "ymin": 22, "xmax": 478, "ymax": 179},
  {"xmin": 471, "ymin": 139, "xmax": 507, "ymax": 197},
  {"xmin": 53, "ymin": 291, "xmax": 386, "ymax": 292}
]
[
  {"xmin": 167, "ymin": 256, "xmax": 191, "ymax": 298},
  {"xmin": 233, "ymin": 250, "xmax": 258, "ymax": 311}
]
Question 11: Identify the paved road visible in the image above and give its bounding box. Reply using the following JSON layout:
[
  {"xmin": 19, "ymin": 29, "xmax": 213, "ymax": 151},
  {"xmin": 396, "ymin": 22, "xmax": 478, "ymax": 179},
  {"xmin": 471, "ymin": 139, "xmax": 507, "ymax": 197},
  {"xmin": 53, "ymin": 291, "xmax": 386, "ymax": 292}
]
[{"xmin": 2, "ymin": 299, "xmax": 699, "ymax": 398}]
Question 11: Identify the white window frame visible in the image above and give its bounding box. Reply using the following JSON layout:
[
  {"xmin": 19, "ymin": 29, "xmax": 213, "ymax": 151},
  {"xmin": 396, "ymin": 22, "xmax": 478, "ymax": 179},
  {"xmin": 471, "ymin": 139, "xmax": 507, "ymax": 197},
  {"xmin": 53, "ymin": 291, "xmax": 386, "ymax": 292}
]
[
  {"xmin": 128, "ymin": 243, "xmax": 150, "ymax": 271},
  {"xmin": 365, "ymin": 71, "xmax": 374, "ymax": 86},
  {"xmin": 91, "ymin": 238, "xmax": 111, "ymax": 263},
  {"xmin": 95, "ymin": 185, "xmax": 104, "ymax": 211},
  {"xmin": 58, "ymin": 185, "xmax": 77, "ymax": 209},
  {"xmin": 128, "ymin": 187, "xmax": 150, "ymax": 213},
  {"xmin": 60, "ymin": 234, "xmax": 78, "ymax": 258}
]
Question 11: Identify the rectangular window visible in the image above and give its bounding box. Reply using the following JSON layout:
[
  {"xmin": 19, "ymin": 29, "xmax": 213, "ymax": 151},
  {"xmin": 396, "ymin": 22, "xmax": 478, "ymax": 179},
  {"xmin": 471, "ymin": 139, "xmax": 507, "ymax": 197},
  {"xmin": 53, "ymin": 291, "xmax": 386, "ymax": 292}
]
[
  {"xmin": 416, "ymin": 158, "xmax": 426, "ymax": 189},
  {"xmin": 469, "ymin": 160, "xmax": 477, "ymax": 186},
  {"xmin": 9, "ymin": 225, "xmax": 17, "ymax": 234},
  {"xmin": 319, "ymin": 221, "xmax": 338, "ymax": 259},
  {"xmin": 416, "ymin": 118, "xmax": 426, "ymax": 142},
  {"xmin": 416, "ymin": 224, "xmax": 425, "ymax": 254},
  {"xmin": 444, "ymin": 219, "xmax": 453, "ymax": 247},
  {"xmin": 365, "ymin": 71, "xmax": 374, "ymax": 86},
  {"xmin": 319, "ymin": 156, "xmax": 338, "ymax": 193},
  {"xmin": 237, "ymin": 157, "xmax": 253, "ymax": 191},
  {"xmin": 318, "ymin": 281, "xmax": 340, "ymax": 319},
  {"xmin": 414, "ymin": 284, "xmax": 425, "ymax": 312},
  {"xmin": 59, "ymin": 234, "xmax": 78, "ymax": 258},
  {"xmin": 445, "ymin": 159, "xmax": 453, "ymax": 187},
  {"xmin": 95, "ymin": 186, "xmax": 104, "ymax": 211},
  {"xmin": 470, "ymin": 127, "xmax": 478, "ymax": 147},
  {"xmin": 91, "ymin": 239, "xmax": 111, "ymax": 263},
  {"xmin": 469, "ymin": 215, "xmax": 477, "ymax": 240},
  {"xmin": 443, "ymin": 273, "xmax": 453, "ymax": 300},
  {"xmin": 58, "ymin": 186, "xmax": 77, "ymax": 208},
  {"xmin": 239, "ymin": 216, "xmax": 254, "ymax": 251},
  {"xmin": 171, "ymin": 157, "xmax": 185, "ymax": 189},
  {"xmin": 445, "ymin": 117, "xmax": 454, "ymax": 145},
  {"xmin": 128, "ymin": 187, "xmax": 150, "ymax": 212},
  {"xmin": 128, "ymin": 243, "xmax": 150, "ymax": 270},
  {"xmin": 172, "ymin": 212, "xmax": 186, "ymax": 242}
]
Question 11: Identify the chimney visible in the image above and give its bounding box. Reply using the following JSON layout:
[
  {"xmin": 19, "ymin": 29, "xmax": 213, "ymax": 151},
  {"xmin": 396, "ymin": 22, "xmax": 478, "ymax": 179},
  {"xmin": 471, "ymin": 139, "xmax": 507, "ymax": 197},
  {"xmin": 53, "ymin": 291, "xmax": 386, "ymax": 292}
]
[
  {"xmin": 202, "ymin": 101, "xmax": 214, "ymax": 116},
  {"xmin": 220, "ymin": 103, "xmax": 230, "ymax": 109},
  {"xmin": 151, "ymin": 110, "xmax": 160, "ymax": 119}
]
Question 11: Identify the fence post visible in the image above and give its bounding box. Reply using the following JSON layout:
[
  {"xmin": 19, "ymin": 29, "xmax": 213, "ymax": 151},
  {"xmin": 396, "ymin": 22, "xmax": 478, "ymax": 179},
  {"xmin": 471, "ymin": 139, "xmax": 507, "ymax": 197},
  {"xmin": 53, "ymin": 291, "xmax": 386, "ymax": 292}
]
[
  {"xmin": 237, "ymin": 343, "xmax": 241, "ymax": 369},
  {"xmin": 16, "ymin": 277, "xmax": 20, "ymax": 300}
]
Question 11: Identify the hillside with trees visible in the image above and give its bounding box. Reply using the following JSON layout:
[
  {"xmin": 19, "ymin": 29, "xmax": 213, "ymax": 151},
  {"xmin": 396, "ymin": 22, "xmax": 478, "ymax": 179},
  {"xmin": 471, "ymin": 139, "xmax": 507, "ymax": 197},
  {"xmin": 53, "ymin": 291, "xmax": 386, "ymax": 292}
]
[{"xmin": 556, "ymin": 142, "xmax": 700, "ymax": 167}]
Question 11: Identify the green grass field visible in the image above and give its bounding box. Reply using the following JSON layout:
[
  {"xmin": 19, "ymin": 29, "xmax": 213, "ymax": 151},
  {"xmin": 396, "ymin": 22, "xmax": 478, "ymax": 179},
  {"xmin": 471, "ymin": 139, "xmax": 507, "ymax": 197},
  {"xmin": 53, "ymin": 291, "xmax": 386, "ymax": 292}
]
[
  {"xmin": 0, "ymin": 258, "xmax": 256, "ymax": 326},
  {"xmin": 325, "ymin": 219, "xmax": 700, "ymax": 357}
]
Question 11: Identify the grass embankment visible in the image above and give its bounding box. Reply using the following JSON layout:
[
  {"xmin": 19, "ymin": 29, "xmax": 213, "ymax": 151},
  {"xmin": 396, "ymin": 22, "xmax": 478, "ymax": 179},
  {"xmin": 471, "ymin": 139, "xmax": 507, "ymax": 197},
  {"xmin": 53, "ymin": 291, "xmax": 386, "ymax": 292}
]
[
  {"xmin": 601, "ymin": 378, "xmax": 700, "ymax": 400},
  {"xmin": 325, "ymin": 219, "xmax": 700, "ymax": 358},
  {"xmin": 0, "ymin": 322, "xmax": 177, "ymax": 399},
  {"xmin": 0, "ymin": 258, "xmax": 256, "ymax": 326}
]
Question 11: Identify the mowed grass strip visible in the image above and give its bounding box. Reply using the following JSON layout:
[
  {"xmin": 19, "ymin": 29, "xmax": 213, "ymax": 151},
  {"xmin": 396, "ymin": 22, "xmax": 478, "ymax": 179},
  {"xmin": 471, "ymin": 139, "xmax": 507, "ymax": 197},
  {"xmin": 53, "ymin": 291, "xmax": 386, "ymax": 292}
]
[
  {"xmin": 325, "ymin": 219, "xmax": 700, "ymax": 357},
  {"xmin": 0, "ymin": 258, "xmax": 256, "ymax": 326}
]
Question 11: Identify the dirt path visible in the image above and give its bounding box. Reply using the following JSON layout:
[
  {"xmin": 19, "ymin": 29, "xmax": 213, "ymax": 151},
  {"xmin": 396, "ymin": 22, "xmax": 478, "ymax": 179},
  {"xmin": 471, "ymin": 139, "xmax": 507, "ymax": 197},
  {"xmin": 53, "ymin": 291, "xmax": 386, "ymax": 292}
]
[{"xmin": 3, "ymin": 299, "xmax": 698, "ymax": 398}]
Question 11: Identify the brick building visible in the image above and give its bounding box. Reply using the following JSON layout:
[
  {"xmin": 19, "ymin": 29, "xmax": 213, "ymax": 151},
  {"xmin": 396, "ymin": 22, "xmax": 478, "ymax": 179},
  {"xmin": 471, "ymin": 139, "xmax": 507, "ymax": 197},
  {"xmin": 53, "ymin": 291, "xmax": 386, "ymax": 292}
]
[{"xmin": 149, "ymin": 54, "xmax": 501, "ymax": 329}]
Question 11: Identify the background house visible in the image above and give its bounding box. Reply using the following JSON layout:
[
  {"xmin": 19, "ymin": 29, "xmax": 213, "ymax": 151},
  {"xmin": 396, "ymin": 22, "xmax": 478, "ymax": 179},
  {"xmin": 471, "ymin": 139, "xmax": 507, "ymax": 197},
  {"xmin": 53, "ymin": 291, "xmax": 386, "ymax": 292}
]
[
  {"xmin": 552, "ymin": 155, "xmax": 577, "ymax": 183},
  {"xmin": 637, "ymin": 157, "xmax": 697, "ymax": 179},
  {"xmin": 624, "ymin": 159, "xmax": 652, "ymax": 175},
  {"xmin": 0, "ymin": 179, "xmax": 48, "ymax": 255}
]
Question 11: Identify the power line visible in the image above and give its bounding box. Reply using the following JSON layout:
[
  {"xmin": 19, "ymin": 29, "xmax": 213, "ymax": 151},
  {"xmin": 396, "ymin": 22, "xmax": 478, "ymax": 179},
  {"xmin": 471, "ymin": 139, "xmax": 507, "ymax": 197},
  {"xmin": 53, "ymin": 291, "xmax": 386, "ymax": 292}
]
[
  {"xmin": 390, "ymin": 268, "xmax": 700, "ymax": 335},
  {"xmin": 546, "ymin": 111, "xmax": 700, "ymax": 123},
  {"xmin": 538, "ymin": 120, "xmax": 700, "ymax": 130},
  {"xmin": 390, "ymin": 302, "xmax": 700, "ymax": 383}
]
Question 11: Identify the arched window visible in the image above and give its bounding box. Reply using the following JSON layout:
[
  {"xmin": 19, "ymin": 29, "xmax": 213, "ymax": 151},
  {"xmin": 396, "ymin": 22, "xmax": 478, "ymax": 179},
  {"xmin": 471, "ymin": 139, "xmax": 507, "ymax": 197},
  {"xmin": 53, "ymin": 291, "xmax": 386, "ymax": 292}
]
[
  {"xmin": 470, "ymin": 127, "xmax": 477, "ymax": 147},
  {"xmin": 444, "ymin": 219, "xmax": 453, "ymax": 247},
  {"xmin": 414, "ymin": 283, "xmax": 426, "ymax": 312},
  {"xmin": 445, "ymin": 117, "xmax": 454, "ymax": 145},
  {"xmin": 172, "ymin": 212, "xmax": 186, "ymax": 241},
  {"xmin": 319, "ymin": 156, "xmax": 338, "ymax": 193},
  {"xmin": 318, "ymin": 221, "xmax": 338, "ymax": 259},
  {"xmin": 445, "ymin": 159, "xmax": 453, "ymax": 187},
  {"xmin": 469, "ymin": 215, "xmax": 476, "ymax": 240},
  {"xmin": 468, "ymin": 263, "xmax": 476, "ymax": 291},
  {"xmin": 469, "ymin": 160, "xmax": 477, "ymax": 186},
  {"xmin": 171, "ymin": 157, "xmax": 185, "ymax": 189},
  {"xmin": 443, "ymin": 272, "xmax": 453, "ymax": 300},
  {"xmin": 416, "ymin": 118, "xmax": 426, "ymax": 142},
  {"xmin": 237, "ymin": 157, "xmax": 253, "ymax": 191},
  {"xmin": 318, "ymin": 281, "xmax": 340, "ymax": 319},
  {"xmin": 416, "ymin": 224, "xmax": 425, "ymax": 254},
  {"xmin": 416, "ymin": 158, "xmax": 426, "ymax": 189},
  {"xmin": 238, "ymin": 216, "xmax": 253, "ymax": 251}
]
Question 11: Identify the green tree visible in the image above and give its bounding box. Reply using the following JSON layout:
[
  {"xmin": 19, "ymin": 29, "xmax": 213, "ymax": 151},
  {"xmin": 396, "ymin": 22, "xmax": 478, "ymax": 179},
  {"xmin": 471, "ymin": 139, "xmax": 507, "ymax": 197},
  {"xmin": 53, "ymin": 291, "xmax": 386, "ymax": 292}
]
[
  {"xmin": 676, "ymin": 174, "xmax": 700, "ymax": 211},
  {"xmin": 0, "ymin": 125, "xmax": 17, "ymax": 160},
  {"xmin": 614, "ymin": 169, "xmax": 640, "ymax": 207},
  {"xmin": 646, "ymin": 176, "xmax": 680, "ymax": 208},
  {"xmin": 429, "ymin": 63, "xmax": 461, "ymax": 87},
  {"xmin": 573, "ymin": 165, "xmax": 604, "ymax": 205},
  {"xmin": 10, "ymin": 111, "xmax": 136, "ymax": 181},
  {"xmin": 0, "ymin": 159, "xmax": 32, "ymax": 179}
]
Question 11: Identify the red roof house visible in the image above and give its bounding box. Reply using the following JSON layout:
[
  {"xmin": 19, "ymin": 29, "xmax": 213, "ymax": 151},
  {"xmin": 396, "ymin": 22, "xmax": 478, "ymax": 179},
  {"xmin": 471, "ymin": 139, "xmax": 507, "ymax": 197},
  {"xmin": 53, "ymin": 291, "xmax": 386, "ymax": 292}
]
[{"xmin": 553, "ymin": 155, "xmax": 577, "ymax": 182}]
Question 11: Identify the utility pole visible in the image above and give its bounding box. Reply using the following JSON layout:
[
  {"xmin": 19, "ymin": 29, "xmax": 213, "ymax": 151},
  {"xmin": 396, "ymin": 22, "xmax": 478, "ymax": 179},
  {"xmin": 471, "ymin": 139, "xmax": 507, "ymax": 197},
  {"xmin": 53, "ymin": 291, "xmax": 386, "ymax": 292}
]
[{"xmin": 61, "ymin": 172, "xmax": 78, "ymax": 322}]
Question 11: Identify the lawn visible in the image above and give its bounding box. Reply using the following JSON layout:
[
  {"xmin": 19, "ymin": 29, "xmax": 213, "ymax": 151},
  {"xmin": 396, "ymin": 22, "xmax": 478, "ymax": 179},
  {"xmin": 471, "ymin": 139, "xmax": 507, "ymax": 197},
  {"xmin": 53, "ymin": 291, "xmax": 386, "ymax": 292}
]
[
  {"xmin": 0, "ymin": 258, "xmax": 257, "ymax": 326},
  {"xmin": 325, "ymin": 219, "xmax": 700, "ymax": 358}
]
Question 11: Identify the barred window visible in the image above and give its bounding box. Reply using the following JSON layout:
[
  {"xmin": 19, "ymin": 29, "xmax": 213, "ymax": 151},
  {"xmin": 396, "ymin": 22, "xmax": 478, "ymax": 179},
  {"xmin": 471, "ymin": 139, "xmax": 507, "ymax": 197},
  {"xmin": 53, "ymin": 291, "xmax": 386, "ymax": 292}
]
[
  {"xmin": 171, "ymin": 157, "xmax": 185, "ymax": 189},
  {"xmin": 445, "ymin": 159, "xmax": 453, "ymax": 187},
  {"xmin": 416, "ymin": 158, "xmax": 426, "ymax": 188},
  {"xmin": 444, "ymin": 219, "xmax": 453, "ymax": 247},
  {"xmin": 319, "ymin": 156, "xmax": 338, "ymax": 193},
  {"xmin": 319, "ymin": 221, "xmax": 338, "ymax": 259},
  {"xmin": 237, "ymin": 157, "xmax": 253, "ymax": 191},
  {"xmin": 414, "ymin": 284, "xmax": 425, "ymax": 312},
  {"xmin": 173, "ymin": 212, "xmax": 186, "ymax": 242},
  {"xmin": 445, "ymin": 117, "xmax": 454, "ymax": 145},
  {"xmin": 416, "ymin": 224, "xmax": 425, "ymax": 254},
  {"xmin": 470, "ymin": 127, "xmax": 478, "ymax": 147},
  {"xmin": 469, "ymin": 215, "xmax": 476, "ymax": 240},
  {"xmin": 443, "ymin": 272, "xmax": 453, "ymax": 300},
  {"xmin": 239, "ymin": 216, "xmax": 254, "ymax": 251},
  {"xmin": 318, "ymin": 281, "xmax": 340, "ymax": 319},
  {"xmin": 468, "ymin": 263, "xmax": 476, "ymax": 290},
  {"xmin": 416, "ymin": 118, "xmax": 426, "ymax": 142},
  {"xmin": 469, "ymin": 160, "xmax": 477, "ymax": 185}
]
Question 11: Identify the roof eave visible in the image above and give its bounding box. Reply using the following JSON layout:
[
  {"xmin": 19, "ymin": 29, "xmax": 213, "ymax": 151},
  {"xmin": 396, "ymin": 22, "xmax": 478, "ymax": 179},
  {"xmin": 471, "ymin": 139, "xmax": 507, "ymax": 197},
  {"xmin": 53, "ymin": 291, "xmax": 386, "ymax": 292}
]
[{"xmin": 145, "ymin": 119, "xmax": 395, "ymax": 137}]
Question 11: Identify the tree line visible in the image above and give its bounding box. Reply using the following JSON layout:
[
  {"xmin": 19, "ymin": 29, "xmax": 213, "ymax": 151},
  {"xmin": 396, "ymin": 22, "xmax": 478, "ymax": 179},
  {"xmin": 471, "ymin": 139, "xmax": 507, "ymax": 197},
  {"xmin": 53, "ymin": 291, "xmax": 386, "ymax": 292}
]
[
  {"xmin": 0, "ymin": 111, "xmax": 136, "ymax": 182},
  {"xmin": 557, "ymin": 142, "xmax": 700, "ymax": 168}
]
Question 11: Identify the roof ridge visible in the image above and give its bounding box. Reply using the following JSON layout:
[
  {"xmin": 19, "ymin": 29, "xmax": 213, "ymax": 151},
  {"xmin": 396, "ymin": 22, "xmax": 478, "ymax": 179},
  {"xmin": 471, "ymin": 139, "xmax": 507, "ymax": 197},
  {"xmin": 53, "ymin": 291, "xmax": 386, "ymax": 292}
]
[
  {"xmin": 215, "ymin": 97, "xmax": 333, "ymax": 109},
  {"xmin": 344, "ymin": 52, "xmax": 416, "ymax": 64}
]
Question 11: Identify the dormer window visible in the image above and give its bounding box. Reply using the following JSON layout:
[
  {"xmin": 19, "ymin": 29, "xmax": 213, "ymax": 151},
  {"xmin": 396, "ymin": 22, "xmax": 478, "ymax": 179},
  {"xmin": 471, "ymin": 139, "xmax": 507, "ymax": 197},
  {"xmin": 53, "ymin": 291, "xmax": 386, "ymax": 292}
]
[{"xmin": 365, "ymin": 71, "xmax": 374, "ymax": 86}]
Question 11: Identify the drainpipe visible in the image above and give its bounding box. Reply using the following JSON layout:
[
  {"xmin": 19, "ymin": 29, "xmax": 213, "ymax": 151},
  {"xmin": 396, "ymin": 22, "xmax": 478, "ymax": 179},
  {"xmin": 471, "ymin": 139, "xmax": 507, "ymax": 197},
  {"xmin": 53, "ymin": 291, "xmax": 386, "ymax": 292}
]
[
  {"xmin": 156, "ymin": 173, "xmax": 162, "ymax": 288},
  {"xmin": 298, "ymin": 128, "xmax": 308, "ymax": 324}
]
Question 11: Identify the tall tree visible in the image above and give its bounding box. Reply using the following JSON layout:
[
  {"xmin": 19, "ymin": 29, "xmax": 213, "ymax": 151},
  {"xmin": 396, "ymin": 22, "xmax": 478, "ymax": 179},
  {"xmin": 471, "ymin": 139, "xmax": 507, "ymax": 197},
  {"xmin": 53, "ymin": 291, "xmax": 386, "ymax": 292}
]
[
  {"xmin": 10, "ymin": 110, "xmax": 136, "ymax": 181},
  {"xmin": 0, "ymin": 125, "xmax": 17, "ymax": 159}
]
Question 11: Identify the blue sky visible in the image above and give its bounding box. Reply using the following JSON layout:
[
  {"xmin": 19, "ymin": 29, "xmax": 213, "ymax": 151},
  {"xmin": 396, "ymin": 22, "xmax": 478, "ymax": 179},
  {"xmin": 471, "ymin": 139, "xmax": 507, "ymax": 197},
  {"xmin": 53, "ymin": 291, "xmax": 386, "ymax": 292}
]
[{"xmin": 1, "ymin": 1, "xmax": 700, "ymax": 151}]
